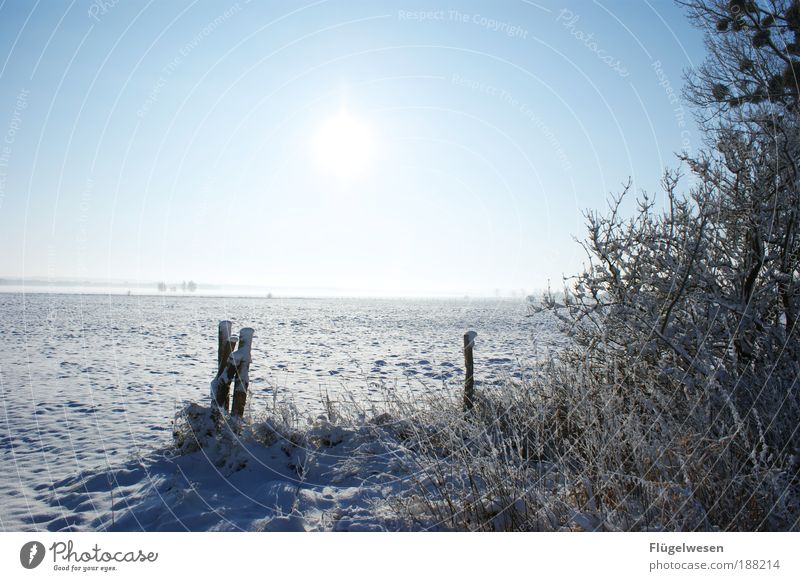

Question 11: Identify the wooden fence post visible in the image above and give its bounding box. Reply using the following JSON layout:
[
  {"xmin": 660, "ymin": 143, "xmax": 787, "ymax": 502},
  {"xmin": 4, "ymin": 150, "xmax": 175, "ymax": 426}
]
[
  {"xmin": 231, "ymin": 327, "xmax": 254, "ymax": 417},
  {"xmin": 464, "ymin": 330, "xmax": 477, "ymax": 412},
  {"xmin": 212, "ymin": 321, "xmax": 236, "ymax": 410}
]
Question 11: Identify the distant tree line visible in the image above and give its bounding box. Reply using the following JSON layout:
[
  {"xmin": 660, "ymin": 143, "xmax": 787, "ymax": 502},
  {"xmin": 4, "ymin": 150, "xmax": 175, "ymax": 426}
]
[{"xmin": 157, "ymin": 280, "xmax": 197, "ymax": 292}]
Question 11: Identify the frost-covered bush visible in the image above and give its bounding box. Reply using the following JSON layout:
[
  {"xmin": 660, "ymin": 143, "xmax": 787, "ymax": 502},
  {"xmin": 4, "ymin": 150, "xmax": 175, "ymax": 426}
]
[{"xmin": 533, "ymin": 0, "xmax": 800, "ymax": 530}]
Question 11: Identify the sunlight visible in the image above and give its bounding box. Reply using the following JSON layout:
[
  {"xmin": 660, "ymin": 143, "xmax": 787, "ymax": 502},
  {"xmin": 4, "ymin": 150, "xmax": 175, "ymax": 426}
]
[{"xmin": 311, "ymin": 110, "xmax": 375, "ymax": 179}]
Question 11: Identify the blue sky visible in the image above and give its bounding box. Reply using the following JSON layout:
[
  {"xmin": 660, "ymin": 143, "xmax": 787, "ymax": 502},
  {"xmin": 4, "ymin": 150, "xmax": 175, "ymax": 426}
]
[{"xmin": 0, "ymin": 0, "xmax": 705, "ymax": 296}]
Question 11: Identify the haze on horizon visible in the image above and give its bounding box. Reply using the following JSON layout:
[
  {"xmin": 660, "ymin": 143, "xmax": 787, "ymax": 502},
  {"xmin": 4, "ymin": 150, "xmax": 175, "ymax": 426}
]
[{"xmin": 0, "ymin": 0, "xmax": 704, "ymax": 297}]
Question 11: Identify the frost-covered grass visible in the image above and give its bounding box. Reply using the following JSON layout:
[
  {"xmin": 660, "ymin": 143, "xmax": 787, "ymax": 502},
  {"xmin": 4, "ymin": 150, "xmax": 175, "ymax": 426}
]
[
  {"xmin": 373, "ymin": 359, "xmax": 798, "ymax": 531},
  {"xmin": 31, "ymin": 303, "xmax": 795, "ymax": 531},
  {"xmin": 167, "ymin": 347, "xmax": 799, "ymax": 531},
  {"xmin": 38, "ymin": 340, "xmax": 796, "ymax": 531}
]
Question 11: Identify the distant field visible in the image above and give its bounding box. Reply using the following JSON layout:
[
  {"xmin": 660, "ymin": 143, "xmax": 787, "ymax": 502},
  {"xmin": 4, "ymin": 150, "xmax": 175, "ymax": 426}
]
[{"xmin": 0, "ymin": 292, "xmax": 564, "ymax": 531}]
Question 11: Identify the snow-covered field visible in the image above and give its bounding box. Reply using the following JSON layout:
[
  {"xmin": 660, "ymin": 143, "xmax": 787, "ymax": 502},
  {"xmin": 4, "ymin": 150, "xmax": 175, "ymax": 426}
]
[{"xmin": 0, "ymin": 292, "xmax": 564, "ymax": 531}]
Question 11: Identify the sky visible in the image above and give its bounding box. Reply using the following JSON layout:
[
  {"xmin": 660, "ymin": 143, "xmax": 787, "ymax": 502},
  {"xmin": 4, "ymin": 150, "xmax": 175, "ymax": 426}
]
[{"xmin": 0, "ymin": 0, "xmax": 707, "ymax": 297}]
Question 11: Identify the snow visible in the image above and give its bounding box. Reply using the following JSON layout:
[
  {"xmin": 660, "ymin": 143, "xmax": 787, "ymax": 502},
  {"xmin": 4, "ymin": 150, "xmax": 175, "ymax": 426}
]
[
  {"xmin": 106, "ymin": 405, "xmax": 417, "ymax": 531},
  {"xmin": 0, "ymin": 293, "xmax": 565, "ymax": 531},
  {"xmin": 22, "ymin": 403, "xmax": 435, "ymax": 531}
]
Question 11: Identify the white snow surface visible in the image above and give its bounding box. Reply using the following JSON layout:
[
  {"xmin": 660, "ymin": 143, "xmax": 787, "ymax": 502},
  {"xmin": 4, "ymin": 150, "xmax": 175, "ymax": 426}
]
[
  {"xmin": 0, "ymin": 293, "xmax": 564, "ymax": 531},
  {"xmin": 44, "ymin": 404, "xmax": 421, "ymax": 531}
]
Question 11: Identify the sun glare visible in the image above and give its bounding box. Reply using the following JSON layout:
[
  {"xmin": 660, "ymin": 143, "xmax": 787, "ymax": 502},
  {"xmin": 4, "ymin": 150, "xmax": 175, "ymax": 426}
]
[{"xmin": 311, "ymin": 111, "xmax": 375, "ymax": 179}]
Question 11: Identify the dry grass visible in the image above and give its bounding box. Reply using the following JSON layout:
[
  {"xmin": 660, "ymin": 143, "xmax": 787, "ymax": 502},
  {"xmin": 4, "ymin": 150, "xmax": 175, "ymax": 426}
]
[{"xmin": 173, "ymin": 347, "xmax": 799, "ymax": 531}]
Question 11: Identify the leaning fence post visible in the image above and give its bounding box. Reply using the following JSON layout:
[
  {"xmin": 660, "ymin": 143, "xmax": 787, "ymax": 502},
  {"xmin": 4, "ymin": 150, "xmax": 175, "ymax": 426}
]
[
  {"xmin": 464, "ymin": 330, "xmax": 477, "ymax": 412},
  {"xmin": 231, "ymin": 327, "xmax": 254, "ymax": 417},
  {"xmin": 211, "ymin": 321, "xmax": 236, "ymax": 410}
]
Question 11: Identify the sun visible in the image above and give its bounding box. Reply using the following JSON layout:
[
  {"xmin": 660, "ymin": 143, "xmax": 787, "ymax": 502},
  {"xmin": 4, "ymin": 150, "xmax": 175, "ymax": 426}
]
[{"xmin": 311, "ymin": 111, "xmax": 375, "ymax": 179}]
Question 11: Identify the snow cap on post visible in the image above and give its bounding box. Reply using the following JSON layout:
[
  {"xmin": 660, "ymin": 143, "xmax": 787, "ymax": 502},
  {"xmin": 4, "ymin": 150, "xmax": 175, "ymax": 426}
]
[{"xmin": 464, "ymin": 330, "xmax": 478, "ymax": 349}]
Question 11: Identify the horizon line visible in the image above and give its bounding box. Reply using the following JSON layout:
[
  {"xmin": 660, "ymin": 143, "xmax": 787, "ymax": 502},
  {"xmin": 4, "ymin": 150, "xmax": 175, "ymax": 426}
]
[{"xmin": 0, "ymin": 275, "xmax": 548, "ymax": 299}]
